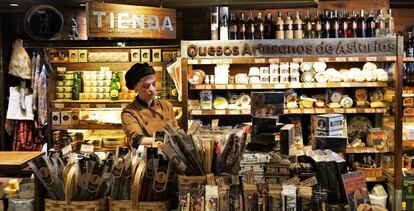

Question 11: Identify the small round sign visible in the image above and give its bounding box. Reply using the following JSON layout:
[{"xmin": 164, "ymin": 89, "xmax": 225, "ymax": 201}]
[{"xmin": 24, "ymin": 5, "xmax": 64, "ymax": 40}]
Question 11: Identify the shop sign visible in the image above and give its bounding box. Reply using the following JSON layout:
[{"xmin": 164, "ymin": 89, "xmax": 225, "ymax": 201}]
[
  {"xmin": 181, "ymin": 38, "xmax": 399, "ymax": 58},
  {"xmin": 87, "ymin": 2, "xmax": 176, "ymax": 39}
]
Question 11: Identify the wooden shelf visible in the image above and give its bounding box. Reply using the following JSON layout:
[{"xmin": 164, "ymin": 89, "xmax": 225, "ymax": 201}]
[
  {"xmin": 404, "ymin": 57, "xmax": 414, "ymax": 62},
  {"xmin": 51, "ymin": 61, "xmax": 171, "ymax": 71},
  {"xmin": 51, "ymin": 99, "xmax": 182, "ymax": 109},
  {"xmin": 52, "ymin": 123, "xmax": 123, "ymax": 130},
  {"xmin": 190, "ymin": 107, "xmax": 387, "ymax": 116},
  {"xmin": 346, "ymin": 147, "xmax": 389, "ymax": 154},
  {"xmin": 190, "ymin": 82, "xmax": 387, "ymax": 90},
  {"xmin": 365, "ymin": 176, "xmax": 387, "ymax": 182},
  {"xmin": 187, "ymin": 56, "xmax": 397, "ymax": 65}
]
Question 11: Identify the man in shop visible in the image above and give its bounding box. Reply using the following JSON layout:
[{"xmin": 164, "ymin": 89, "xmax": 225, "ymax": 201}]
[{"xmin": 121, "ymin": 62, "xmax": 178, "ymax": 148}]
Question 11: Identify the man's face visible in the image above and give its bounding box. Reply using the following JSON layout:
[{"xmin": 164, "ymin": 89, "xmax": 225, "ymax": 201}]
[{"xmin": 135, "ymin": 74, "xmax": 156, "ymax": 102}]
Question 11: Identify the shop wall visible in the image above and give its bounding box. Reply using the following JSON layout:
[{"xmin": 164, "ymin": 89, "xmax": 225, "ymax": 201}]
[{"xmin": 393, "ymin": 8, "xmax": 414, "ymax": 33}]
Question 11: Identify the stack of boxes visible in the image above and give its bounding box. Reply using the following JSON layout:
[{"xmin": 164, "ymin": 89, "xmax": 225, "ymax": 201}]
[{"xmin": 314, "ymin": 114, "xmax": 344, "ymax": 137}]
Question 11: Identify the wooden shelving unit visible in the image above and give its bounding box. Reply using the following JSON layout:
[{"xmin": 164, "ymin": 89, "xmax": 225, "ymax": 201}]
[
  {"xmin": 190, "ymin": 108, "xmax": 387, "ymax": 116},
  {"xmin": 51, "ymin": 99, "xmax": 182, "ymax": 109},
  {"xmin": 190, "ymin": 82, "xmax": 387, "ymax": 90},
  {"xmin": 346, "ymin": 147, "xmax": 390, "ymax": 154}
]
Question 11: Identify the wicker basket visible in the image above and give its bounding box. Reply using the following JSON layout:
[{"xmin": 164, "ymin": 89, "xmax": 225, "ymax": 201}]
[
  {"xmin": 109, "ymin": 199, "xmax": 169, "ymax": 211},
  {"xmin": 44, "ymin": 198, "xmax": 107, "ymax": 211},
  {"xmin": 356, "ymin": 167, "xmax": 382, "ymax": 178}
]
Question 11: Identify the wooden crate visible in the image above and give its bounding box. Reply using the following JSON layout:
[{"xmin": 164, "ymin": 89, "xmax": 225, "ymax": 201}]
[
  {"xmin": 109, "ymin": 199, "xmax": 169, "ymax": 211},
  {"xmin": 44, "ymin": 198, "xmax": 106, "ymax": 211},
  {"xmin": 356, "ymin": 167, "xmax": 382, "ymax": 178}
]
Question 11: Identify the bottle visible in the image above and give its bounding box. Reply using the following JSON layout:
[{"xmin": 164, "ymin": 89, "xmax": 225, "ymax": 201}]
[
  {"xmin": 357, "ymin": 9, "xmax": 367, "ymax": 37},
  {"xmin": 303, "ymin": 10, "xmax": 312, "ymax": 39},
  {"xmin": 72, "ymin": 72, "xmax": 79, "ymax": 100},
  {"xmin": 293, "ymin": 11, "xmax": 302, "ymax": 39},
  {"xmin": 312, "ymin": 10, "xmax": 322, "ymax": 38},
  {"xmin": 350, "ymin": 10, "xmax": 358, "ymax": 38},
  {"xmin": 384, "ymin": 9, "xmax": 395, "ymax": 37},
  {"xmin": 114, "ymin": 72, "xmax": 121, "ymax": 90},
  {"xmin": 322, "ymin": 10, "xmax": 330, "ymax": 38},
  {"xmin": 366, "ymin": 9, "xmax": 376, "ymax": 37},
  {"xmin": 402, "ymin": 201, "xmax": 407, "ymax": 211},
  {"xmin": 330, "ymin": 10, "xmax": 339, "ymax": 38},
  {"xmin": 275, "ymin": 11, "xmax": 284, "ymax": 39},
  {"xmin": 211, "ymin": 6, "xmax": 219, "ymax": 40},
  {"xmin": 110, "ymin": 73, "xmax": 119, "ymax": 100},
  {"xmin": 255, "ymin": 12, "xmax": 265, "ymax": 39},
  {"xmin": 407, "ymin": 32, "xmax": 414, "ymax": 57},
  {"xmin": 264, "ymin": 14, "xmax": 273, "ymax": 39},
  {"xmin": 238, "ymin": 13, "xmax": 246, "ymax": 40},
  {"xmin": 403, "ymin": 63, "xmax": 408, "ymax": 86},
  {"xmin": 229, "ymin": 13, "xmax": 238, "ymax": 40},
  {"xmin": 246, "ymin": 12, "xmax": 255, "ymax": 39},
  {"xmin": 339, "ymin": 11, "xmax": 347, "ymax": 38},
  {"xmin": 77, "ymin": 72, "xmax": 83, "ymax": 93},
  {"xmin": 375, "ymin": 9, "xmax": 386, "ymax": 37},
  {"xmin": 284, "ymin": 11, "xmax": 294, "ymax": 39},
  {"xmin": 220, "ymin": 15, "xmax": 228, "ymax": 40}
]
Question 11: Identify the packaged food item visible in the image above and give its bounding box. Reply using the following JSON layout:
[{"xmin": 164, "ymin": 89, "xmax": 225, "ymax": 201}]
[
  {"xmin": 313, "ymin": 62, "xmax": 327, "ymax": 72},
  {"xmin": 213, "ymin": 96, "xmax": 228, "ymax": 109},
  {"xmin": 189, "ymin": 69, "xmax": 206, "ymax": 85},
  {"xmin": 200, "ymin": 91, "xmax": 213, "ymax": 109},
  {"xmin": 270, "ymin": 63, "xmax": 279, "ymax": 75}
]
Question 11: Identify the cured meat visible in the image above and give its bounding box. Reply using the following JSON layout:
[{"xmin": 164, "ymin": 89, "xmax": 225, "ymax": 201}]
[
  {"xmin": 9, "ymin": 39, "xmax": 32, "ymax": 80},
  {"xmin": 38, "ymin": 66, "xmax": 47, "ymax": 126},
  {"xmin": 32, "ymin": 54, "xmax": 41, "ymax": 111}
]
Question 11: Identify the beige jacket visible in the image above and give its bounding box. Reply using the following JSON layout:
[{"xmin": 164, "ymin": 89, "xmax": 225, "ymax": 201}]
[{"xmin": 121, "ymin": 97, "xmax": 178, "ymax": 148}]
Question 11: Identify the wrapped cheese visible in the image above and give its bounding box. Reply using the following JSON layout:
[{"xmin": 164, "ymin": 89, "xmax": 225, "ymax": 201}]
[
  {"xmin": 340, "ymin": 69, "xmax": 352, "ymax": 82},
  {"xmin": 313, "ymin": 62, "xmax": 327, "ymax": 72},
  {"xmin": 9, "ymin": 39, "xmax": 32, "ymax": 80},
  {"xmin": 363, "ymin": 62, "xmax": 377, "ymax": 71}
]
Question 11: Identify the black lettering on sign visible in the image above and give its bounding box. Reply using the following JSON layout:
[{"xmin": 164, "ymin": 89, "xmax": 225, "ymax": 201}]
[
  {"xmin": 224, "ymin": 46, "xmax": 232, "ymax": 56},
  {"xmin": 297, "ymin": 45, "xmax": 305, "ymax": 54},
  {"xmin": 216, "ymin": 46, "xmax": 223, "ymax": 56},
  {"xmin": 208, "ymin": 46, "xmax": 215, "ymax": 56},
  {"xmin": 347, "ymin": 43, "xmax": 355, "ymax": 53},
  {"xmin": 187, "ymin": 45, "xmax": 197, "ymax": 57},
  {"xmin": 199, "ymin": 46, "xmax": 207, "ymax": 56},
  {"xmin": 242, "ymin": 43, "xmax": 252, "ymax": 55},
  {"xmin": 272, "ymin": 45, "xmax": 279, "ymax": 54},
  {"xmin": 306, "ymin": 45, "xmax": 313, "ymax": 54},
  {"xmin": 232, "ymin": 46, "xmax": 239, "ymax": 56},
  {"xmin": 326, "ymin": 43, "xmax": 334, "ymax": 53},
  {"xmin": 280, "ymin": 45, "xmax": 288, "ymax": 54},
  {"xmin": 316, "ymin": 42, "xmax": 325, "ymax": 54},
  {"xmin": 336, "ymin": 41, "xmax": 347, "ymax": 54}
]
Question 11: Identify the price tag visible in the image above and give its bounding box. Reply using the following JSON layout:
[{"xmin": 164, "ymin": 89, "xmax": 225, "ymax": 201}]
[
  {"xmin": 201, "ymin": 59, "xmax": 212, "ymax": 64},
  {"xmin": 188, "ymin": 59, "xmax": 198, "ymax": 64},
  {"xmin": 229, "ymin": 110, "xmax": 239, "ymax": 115},
  {"xmin": 215, "ymin": 84, "xmax": 226, "ymax": 89},
  {"xmin": 80, "ymin": 104, "xmax": 90, "ymax": 109},
  {"xmin": 227, "ymin": 84, "xmax": 235, "ymax": 89},
  {"xmin": 377, "ymin": 108, "xmax": 386, "ymax": 113},
  {"xmin": 61, "ymin": 144, "xmax": 72, "ymax": 155},
  {"xmin": 251, "ymin": 84, "xmax": 261, "ymax": 89},
  {"xmin": 100, "ymin": 66, "xmax": 110, "ymax": 71},
  {"xmin": 215, "ymin": 110, "xmax": 225, "ymax": 115},
  {"xmin": 386, "ymin": 56, "xmax": 396, "ymax": 61},
  {"xmin": 341, "ymin": 82, "xmax": 351, "ymax": 87},
  {"xmin": 318, "ymin": 57, "xmax": 330, "ymax": 62},
  {"xmin": 54, "ymin": 103, "xmax": 64, "ymax": 108},
  {"xmin": 80, "ymin": 144, "xmax": 94, "ymax": 154},
  {"xmin": 335, "ymin": 57, "xmax": 347, "ymax": 62},
  {"xmin": 195, "ymin": 85, "xmax": 204, "ymax": 89},
  {"xmin": 292, "ymin": 58, "xmax": 303, "ymax": 63},
  {"xmin": 205, "ymin": 84, "xmax": 212, "ymax": 89},
  {"xmin": 366, "ymin": 56, "xmax": 377, "ymax": 61},
  {"xmin": 289, "ymin": 109, "xmax": 301, "ymax": 113},
  {"xmin": 269, "ymin": 58, "xmax": 279, "ymax": 63},
  {"xmin": 222, "ymin": 59, "xmax": 232, "ymax": 64},
  {"xmin": 211, "ymin": 119, "xmax": 219, "ymax": 129},
  {"xmin": 192, "ymin": 110, "xmax": 202, "ymax": 115},
  {"xmin": 236, "ymin": 84, "xmax": 244, "ymax": 89},
  {"xmin": 96, "ymin": 104, "xmax": 106, "ymax": 108},
  {"xmin": 315, "ymin": 108, "xmax": 325, "ymax": 113},
  {"xmin": 304, "ymin": 109, "xmax": 314, "ymax": 114},
  {"xmin": 255, "ymin": 58, "xmax": 266, "ymax": 63},
  {"xmin": 275, "ymin": 84, "xmax": 285, "ymax": 89},
  {"xmin": 334, "ymin": 108, "xmax": 345, "ymax": 113},
  {"xmin": 346, "ymin": 108, "xmax": 357, "ymax": 113},
  {"xmin": 57, "ymin": 67, "xmax": 66, "ymax": 72},
  {"xmin": 241, "ymin": 109, "xmax": 250, "ymax": 114},
  {"xmin": 348, "ymin": 57, "xmax": 359, "ymax": 62},
  {"xmin": 316, "ymin": 83, "xmax": 326, "ymax": 88},
  {"xmin": 366, "ymin": 108, "xmax": 375, "ymax": 113},
  {"xmin": 303, "ymin": 83, "xmax": 314, "ymax": 88}
]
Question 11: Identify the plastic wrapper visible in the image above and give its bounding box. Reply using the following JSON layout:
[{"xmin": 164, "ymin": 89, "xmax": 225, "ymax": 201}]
[
  {"xmin": 219, "ymin": 128, "xmax": 246, "ymax": 175},
  {"xmin": 9, "ymin": 39, "xmax": 32, "ymax": 80},
  {"xmin": 8, "ymin": 198, "xmax": 34, "ymax": 211}
]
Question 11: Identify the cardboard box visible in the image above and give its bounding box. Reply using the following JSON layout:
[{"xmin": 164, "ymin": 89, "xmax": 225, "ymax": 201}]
[
  {"xmin": 315, "ymin": 129, "xmax": 343, "ymax": 137},
  {"xmin": 251, "ymin": 92, "xmax": 285, "ymax": 118},
  {"xmin": 141, "ymin": 49, "xmax": 151, "ymax": 62},
  {"xmin": 60, "ymin": 111, "xmax": 71, "ymax": 125},
  {"xmin": 152, "ymin": 49, "xmax": 162, "ymax": 62},
  {"xmin": 78, "ymin": 49, "xmax": 88, "ymax": 62},
  {"xmin": 52, "ymin": 112, "xmax": 61, "ymax": 125},
  {"xmin": 69, "ymin": 50, "xmax": 78, "ymax": 62},
  {"xmin": 131, "ymin": 49, "xmax": 140, "ymax": 62},
  {"xmin": 162, "ymin": 51, "xmax": 175, "ymax": 62},
  {"xmin": 70, "ymin": 110, "xmax": 80, "ymax": 124},
  {"xmin": 280, "ymin": 124, "xmax": 295, "ymax": 155},
  {"xmin": 315, "ymin": 114, "xmax": 344, "ymax": 131}
]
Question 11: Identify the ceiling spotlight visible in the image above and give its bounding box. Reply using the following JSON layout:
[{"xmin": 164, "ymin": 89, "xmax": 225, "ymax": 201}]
[
  {"xmin": 79, "ymin": 3, "xmax": 87, "ymax": 7},
  {"xmin": 9, "ymin": 3, "xmax": 19, "ymax": 7}
]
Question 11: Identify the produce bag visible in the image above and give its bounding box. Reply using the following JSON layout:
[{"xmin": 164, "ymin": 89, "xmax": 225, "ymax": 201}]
[{"xmin": 9, "ymin": 39, "xmax": 32, "ymax": 80}]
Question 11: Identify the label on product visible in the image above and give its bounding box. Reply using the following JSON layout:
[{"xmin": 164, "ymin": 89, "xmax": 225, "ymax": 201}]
[
  {"xmin": 100, "ymin": 66, "xmax": 110, "ymax": 71},
  {"xmin": 192, "ymin": 110, "xmax": 202, "ymax": 115},
  {"xmin": 346, "ymin": 108, "xmax": 357, "ymax": 113},
  {"xmin": 62, "ymin": 144, "xmax": 72, "ymax": 155},
  {"xmin": 289, "ymin": 108, "xmax": 301, "ymax": 113},
  {"xmin": 96, "ymin": 104, "xmax": 106, "ymax": 108},
  {"xmin": 255, "ymin": 58, "xmax": 266, "ymax": 63},
  {"xmin": 57, "ymin": 67, "xmax": 66, "ymax": 72},
  {"xmin": 335, "ymin": 57, "xmax": 347, "ymax": 62},
  {"xmin": 195, "ymin": 85, "xmax": 204, "ymax": 89},
  {"xmin": 318, "ymin": 57, "xmax": 329, "ymax": 62},
  {"xmin": 292, "ymin": 58, "xmax": 303, "ymax": 63},
  {"xmin": 80, "ymin": 104, "xmax": 90, "ymax": 109},
  {"xmin": 366, "ymin": 57, "xmax": 377, "ymax": 61},
  {"xmin": 80, "ymin": 144, "xmax": 94, "ymax": 154},
  {"xmin": 376, "ymin": 108, "xmax": 386, "ymax": 113},
  {"xmin": 347, "ymin": 57, "xmax": 359, "ymax": 62},
  {"xmin": 300, "ymin": 176, "xmax": 318, "ymax": 187},
  {"xmin": 54, "ymin": 103, "xmax": 64, "ymax": 108},
  {"xmin": 334, "ymin": 108, "xmax": 344, "ymax": 113},
  {"xmin": 211, "ymin": 119, "xmax": 219, "ymax": 129},
  {"xmin": 269, "ymin": 58, "xmax": 279, "ymax": 63},
  {"xmin": 227, "ymin": 84, "xmax": 235, "ymax": 89}
]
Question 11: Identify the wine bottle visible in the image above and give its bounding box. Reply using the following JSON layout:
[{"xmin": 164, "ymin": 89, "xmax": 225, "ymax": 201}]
[
  {"xmin": 357, "ymin": 9, "xmax": 367, "ymax": 37},
  {"xmin": 366, "ymin": 9, "xmax": 376, "ymax": 37},
  {"xmin": 284, "ymin": 11, "xmax": 294, "ymax": 39},
  {"xmin": 384, "ymin": 9, "xmax": 395, "ymax": 37},
  {"xmin": 375, "ymin": 9, "xmax": 386, "ymax": 37},
  {"xmin": 220, "ymin": 15, "xmax": 228, "ymax": 40},
  {"xmin": 255, "ymin": 12, "xmax": 265, "ymax": 39},
  {"xmin": 330, "ymin": 10, "xmax": 339, "ymax": 38},
  {"xmin": 322, "ymin": 10, "xmax": 331, "ymax": 38},
  {"xmin": 303, "ymin": 10, "xmax": 312, "ymax": 39},
  {"xmin": 264, "ymin": 14, "xmax": 273, "ymax": 39},
  {"xmin": 312, "ymin": 10, "xmax": 322, "ymax": 38},
  {"xmin": 238, "ymin": 13, "xmax": 246, "ymax": 40},
  {"xmin": 246, "ymin": 12, "xmax": 255, "ymax": 39},
  {"xmin": 351, "ymin": 10, "xmax": 358, "ymax": 38},
  {"xmin": 275, "ymin": 11, "xmax": 284, "ymax": 39},
  {"xmin": 293, "ymin": 11, "xmax": 303, "ymax": 39},
  {"xmin": 339, "ymin": 11, "xmax": 347, "ymax": 38},
  {"xmin": 229, "ymin": 13, "xmax": 238, "ymax": 40}
]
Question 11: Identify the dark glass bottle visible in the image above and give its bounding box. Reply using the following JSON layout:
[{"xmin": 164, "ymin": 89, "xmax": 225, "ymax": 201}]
[
  {"xmin": 338, "ymin": 11, "xmax": 347, "ymax": 38},
  {"xmin": 312, "ymin": 10, "xmax": 322, "ymax": 38},
  {"xmin": 303, "ymin": 10, "xmax": 312, "ymax": 39},
  {"xmin": 407, "ymin": 32, "xmax": 414, "ymax": 57},
  {"xmin": 264, "ymin": 14, "xmax": 273, "ymax": 39},
  {"xmin": 322, "ymin": 10, "xmax": 331, "ymax": 38},
  {"xmin": 238, "ymin": 13, "xmax": 246, "ymax": 40},
  {"xmin": 255, "ymin": 12, "xmax": 265, "ymax": 39},
  {"xmin": 330, "ymin": 10, "xmax": 339, "ymax": 38},
  {"xmin": 350, "ymin": 10, "xmax": 358, "ymax": 38},
  {"xmin": 357, "ymin": 9, "xmax": 367, "ymax": 37},
  {"xmin": 246, "ymin": 12, "xmax": 255, "ymax": 39},
  {"xmin": 275, "ymin": 11, "xmax": 284, "ymax": 39},
  {"xmin": 366, "ymin": 9, "xmax": 376, "ymax": 37},
  {"xmin": 229, "ymin": 13, "xmax": 238, "ymax": 40}
]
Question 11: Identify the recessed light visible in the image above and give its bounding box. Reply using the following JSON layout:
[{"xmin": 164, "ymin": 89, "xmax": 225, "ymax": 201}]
[
  {"xmin": 9, "ymin": 3, "xmax": 19, "ymax": 7},
  {"xmin": 79, "ymin": 3, "xmax": 86, "ymax": 7}
]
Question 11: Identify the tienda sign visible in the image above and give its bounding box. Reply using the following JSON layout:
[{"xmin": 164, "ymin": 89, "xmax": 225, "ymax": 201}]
[{"xmin": 87, "ymin": 2, "xmax": 176, "ymax": 39}]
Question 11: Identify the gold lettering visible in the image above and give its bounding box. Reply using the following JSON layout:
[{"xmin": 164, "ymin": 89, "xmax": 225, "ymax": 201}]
[{"xmin": 187, "ymin": 45, "xmax": 197, "ymax": 57}]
